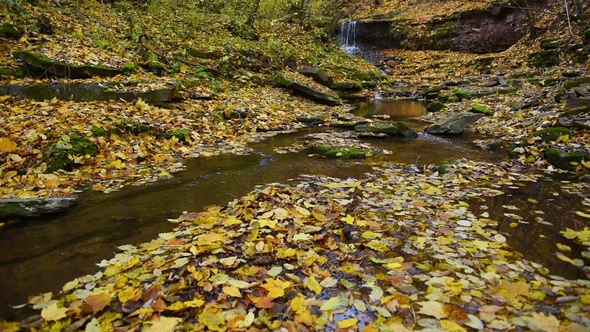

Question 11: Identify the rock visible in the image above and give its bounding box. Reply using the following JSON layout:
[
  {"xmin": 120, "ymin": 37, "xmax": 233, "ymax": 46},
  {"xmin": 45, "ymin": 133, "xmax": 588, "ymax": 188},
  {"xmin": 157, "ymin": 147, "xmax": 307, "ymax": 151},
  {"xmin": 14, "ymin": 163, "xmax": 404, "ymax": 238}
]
[
  {"xmin": 273, "ymin": 72, "xmax": 341, "ymax": 106},
  {"xmin": 306, "ymin": 144, "xmax": 374, "ymax": 158},
  {"xmin": 444, "ymin": 81, "xmax": 458, "ymax": 86},
  {"xmin": 0, "ymin": 197, "xmax": 77, "ymax": 218},
  {"xmin": 522, "ymin": 97, "xmax": 540, "ymax": 109},
  {"xmin": 300, "ymin": 67, "xmax": 334, "ymax": 87},
  {"xmin": 573, "ymin": 84, "xmax": 590, "ymax": 97},
  {"xmin": 0, "ymin": 68, "xmax": 24, "ymax": 78},
  {"xmin": 14, "ymin": 51, "xmax": 124, "ymax": 78},
  {"xmin": 0, "ymin": 82, "xmax": 182, "ymax": 102},
  {"xmin": 421, "ymin": 86, "xmax": 442, "ymax": 99},
  {"xmin": 37, "ymin": 15, "xmax": 55, "ymax": 35},
  {"xmin": 289, "ymin": 82, "xmax": 341, "ymax": 106},
  {"xmin": 482, "ymin": 78, "xmax": 500, "ymax": 87},
  {"xmin": 296, "ymin": 116, "xmax": 325, "ymax": 124},
  {"xmin": 533, "ymin": 127, "xmax": 570, "ymax": 143},
  {"xmin": 562, "ymin": 71, "xmax": 582, "ymax": 78},
  {"xmin": 426, "ymin": 101, "xmax": 446, "ymax": 112},
  {"xmin": 486, "ymin": 140, "xmax": 504, "ymax": 151},
  {"xmin": 355, "ymin": 122, "xmax": 400, "ymax": 135},
  {"xmin": 563, "ymin": 77, "xmax": 590, "ymax": 90},
  {"xmin": 498, "ymin": 87, "xmax": 518, "ymax": 94},
  {"xmin": 44, "ymin": 133, "xmax": 98, "ymax": 172},
  {"xmin": 470, "ymin": 104, "xmax": 494, "ymax": 116},
  {"xmin": 584, "ymin": 29, "xmax": 590, "ymax": 43},
  {"xmin": 425, "ymin": 112, "xmax": 485, "ymax": 134},
  {"xmin": 510, "ymin": 102, "xmax": 522, "ymax": 112},
  {"xmin": 393, "ymin": 122, "xmax": 419, "ymax": 138},
  {"xmin": 330, "ymin": 81, "xmax": 363, "ymax": 91},
  {"xmin": 546, "ymin": 148, "xmax": 590, "ymax": 171},
  {"xmin": 564, "ymin": 98, "xmax": 590, "ymax": 109},
  {"xmin": 540, "ymin": 38, "xmax": 559, "ymax": 49},
  {"xmin": 0, "ymin": 23, "xmax": 21, "ymax": 39},
  {"xmin": 559, "ymin": 104, "xmax": 590, "ymax": 118}
]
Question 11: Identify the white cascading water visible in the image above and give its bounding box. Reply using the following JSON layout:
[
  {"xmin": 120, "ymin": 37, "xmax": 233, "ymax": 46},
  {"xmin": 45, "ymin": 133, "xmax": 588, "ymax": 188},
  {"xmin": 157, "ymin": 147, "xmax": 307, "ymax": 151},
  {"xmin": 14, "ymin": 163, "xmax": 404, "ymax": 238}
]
[{"xmin": 339, "ymin": 20, "xmax": 361, "ymax": 55}]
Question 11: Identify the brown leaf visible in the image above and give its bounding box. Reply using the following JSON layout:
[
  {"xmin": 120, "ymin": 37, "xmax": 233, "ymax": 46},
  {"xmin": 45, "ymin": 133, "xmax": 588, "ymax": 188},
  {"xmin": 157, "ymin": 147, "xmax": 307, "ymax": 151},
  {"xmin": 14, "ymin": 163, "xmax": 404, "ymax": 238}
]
[{"xmin": 86, "ymin": 293, "xmax": 111, "ymax": 314}]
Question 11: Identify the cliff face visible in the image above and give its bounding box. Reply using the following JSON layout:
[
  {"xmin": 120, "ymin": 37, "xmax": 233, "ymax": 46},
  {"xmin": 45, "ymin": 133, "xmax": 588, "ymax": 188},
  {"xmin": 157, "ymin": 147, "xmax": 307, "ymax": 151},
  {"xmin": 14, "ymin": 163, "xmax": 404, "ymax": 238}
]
[{"xmin": 343, "ymin": 5, "xmax": 527, "ymax": 54}]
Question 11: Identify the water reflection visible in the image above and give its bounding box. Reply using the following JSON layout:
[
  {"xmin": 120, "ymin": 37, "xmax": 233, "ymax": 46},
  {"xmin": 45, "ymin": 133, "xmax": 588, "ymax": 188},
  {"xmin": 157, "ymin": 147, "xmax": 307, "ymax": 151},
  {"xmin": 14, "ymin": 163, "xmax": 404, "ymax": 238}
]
[{"xmin": 354, "ymin": 99, "xmax": 425, "ymax": 119}]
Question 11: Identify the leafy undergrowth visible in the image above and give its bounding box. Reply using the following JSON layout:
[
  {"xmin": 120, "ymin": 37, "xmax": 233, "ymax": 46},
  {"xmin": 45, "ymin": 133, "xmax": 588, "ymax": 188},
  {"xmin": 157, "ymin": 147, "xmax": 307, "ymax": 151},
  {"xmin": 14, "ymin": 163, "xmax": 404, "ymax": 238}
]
[{"xmin": 2, "ymin": 161, "xmax": 589, "ymax": 331}]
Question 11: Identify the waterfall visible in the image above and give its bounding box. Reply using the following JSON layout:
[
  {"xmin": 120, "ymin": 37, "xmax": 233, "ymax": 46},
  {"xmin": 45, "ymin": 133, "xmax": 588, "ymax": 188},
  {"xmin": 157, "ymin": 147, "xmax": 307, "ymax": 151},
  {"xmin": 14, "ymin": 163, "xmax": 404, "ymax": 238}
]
[{"xmin": 339, "ymin": 20, "xmax": 361, "ymax": 55}]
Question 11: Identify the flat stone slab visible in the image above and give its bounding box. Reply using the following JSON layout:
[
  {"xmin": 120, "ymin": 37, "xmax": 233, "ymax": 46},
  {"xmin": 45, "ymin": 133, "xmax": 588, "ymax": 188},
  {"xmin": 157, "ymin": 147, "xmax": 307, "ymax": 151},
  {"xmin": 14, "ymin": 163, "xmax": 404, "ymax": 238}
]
[
  {"xmin": 425, "ymin": 112, "xmax": 485, "ymax": 134},
  {"xmin": 0, "ymin": 82, "xmax": 181, "ymax": 102},
  {"xmin": 0, "ymin": 197, "xmax": 77, "ymax": 218}
]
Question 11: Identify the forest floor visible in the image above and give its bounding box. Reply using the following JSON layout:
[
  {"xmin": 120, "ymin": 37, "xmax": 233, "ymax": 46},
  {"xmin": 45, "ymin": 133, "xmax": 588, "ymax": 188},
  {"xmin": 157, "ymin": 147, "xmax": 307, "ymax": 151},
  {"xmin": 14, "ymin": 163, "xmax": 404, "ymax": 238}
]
[{"xmin": 1, "ymin": 0, "xmax": 590, "ymax": 331}]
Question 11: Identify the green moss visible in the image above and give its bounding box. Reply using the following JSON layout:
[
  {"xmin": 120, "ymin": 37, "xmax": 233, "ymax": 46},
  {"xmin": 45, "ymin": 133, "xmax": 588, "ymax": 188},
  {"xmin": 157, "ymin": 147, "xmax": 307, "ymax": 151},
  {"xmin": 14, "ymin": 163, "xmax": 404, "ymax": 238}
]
[
  {"xmin": 0, "ymin": 68, "xmax": 24, "ymax": 78},
  {"xmin": 563, "ymin": 77, "xmax": 590, "ymax": 90},
  {"xmin": 122, "ymin": 62, "xmax": 139, "ymax": 74},
  {"xmin": 0, "ymin": 23, "xmax": 21, "ymax": 39},
  {"xmin": 91, "ymin": 127, "xmax": 107, "ymax": 136},
  {"xmin": 44, "ymin": 133, "xmax": 98, "ymax": 172},
  {"xmin": 470, "ymin": 104, "xmax": 493, "ymax": 116},
  {"xmin": 144, "ymin": 52, "xmax": 166, "ymax": 76},
  {"xmin": 306, "ymin": 144, "xmax": 373, "ymax": 159},
  {"xmin": 166, "ymin": 129, "xmax": 191, "ymax": 142},
  {"xmin": 546, "ymin": 148, "xmax": 590, "ymax": 171},
  {"xmin": 506, "ymin": 144, "xmax": 520, "ymax": 159},
  {"xmin": 273, "ymin": 72, "xmax": 292, "ymax": 87},
  {"xmin": 528, "ymin": 50, "xmax": 559, "ymax": 68},
  {"xmin": 452, "ymin": 88, "xmax": 471, "ymax": 101},
  {"xmin": 128, "ymin": 123, "xmax": 153, "ymax": 135},
  {"xmin": 486, "ymin": 140, "xmax": 504, "ymax": 151},
  {"xmin": 438, "ymin": 164, "xmax": 451, "ymax": 175},
  {"xmin": 426, "ymin": 101, "xmax": 446, "ymax": 112},
  {"xmin": 533, "ymin": 127, "xmax": 570, "ymax": 143}
]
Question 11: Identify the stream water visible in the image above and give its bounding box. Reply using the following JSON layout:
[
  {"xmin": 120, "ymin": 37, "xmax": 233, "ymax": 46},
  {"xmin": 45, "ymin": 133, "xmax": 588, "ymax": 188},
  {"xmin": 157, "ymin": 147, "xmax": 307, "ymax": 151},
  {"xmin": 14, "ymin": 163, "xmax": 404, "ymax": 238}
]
[{"xmin": 0, "ymin": 100, "xmax": 587, "ymax": 320}]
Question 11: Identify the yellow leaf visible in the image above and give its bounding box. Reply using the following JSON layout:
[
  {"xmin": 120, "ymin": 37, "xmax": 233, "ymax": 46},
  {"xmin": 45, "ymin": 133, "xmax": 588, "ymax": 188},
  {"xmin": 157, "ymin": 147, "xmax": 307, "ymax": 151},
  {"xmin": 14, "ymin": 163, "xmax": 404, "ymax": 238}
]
[
  {"xmin": 145, "ymin": 316, "xmax": 180, "ymax": 332},
  {"xmin": 522, "ymin": 312, "xmax": 560, "ymax": 332},
  {"xmin": 440, "ymin": 319, "xmax": 467, "ymax": 332},
  {"xmin": 306, "ymin": 275, "xmax": 322, "ymax": 295},
  {"xmin": 337, "ymin": 318, "xmax": 358, "ymax": 328},
  {"xmin": 223, "ymin": 285, "xmax": 242, "ymax": 298},
  {"xmin": 311, "ymin": 210, "xmax": 328, "ymax": 222},
  {"xmin": 319, "ymin": 296, "xmax": 343, "ymax": 311},
  {"xmin": 418, "ymin": 301, "xmax": 445, "ymax": 319},
  {"xmin": 223, "ymin": 218, "xmax": 242, "ymax": 226},
  {"xmin": 0, "ymin": 138, "xmax": 17, "ymax": 153},
  {"xmin": 556, "ymin": 243, "xmax": 572, "ymax": 252},
  {"xmin": 41, "ymin": 303, "xmax": 68, "ymax": 321},
  {"xmin": 574, "ymin": 211, "xmax": 590, "ymax": 219},
  {"xmin": 117, "ymin": 287, "xmax": 137, "ymax": 304},
  {"xmin": 262, "ymin": 279, "xmax": 290, "ymax": 299},
  {"xmin": 342, "ymin": 214, "xmax": 355, "ymax": 224}
]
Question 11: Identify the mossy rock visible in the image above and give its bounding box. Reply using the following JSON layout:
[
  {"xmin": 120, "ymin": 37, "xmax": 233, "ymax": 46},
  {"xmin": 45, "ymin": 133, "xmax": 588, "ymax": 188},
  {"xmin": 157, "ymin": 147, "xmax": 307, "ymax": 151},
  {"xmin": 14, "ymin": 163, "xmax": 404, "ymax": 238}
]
[
  {"xmin": 470, "ymin": 104, "xmax": 493, "ymax": 116},
  {"xmin": 510, "ymin": 102, "xmax": 522, "ymax": 112},
  {"xmin": 330, "ymin": 81, "xmax": 363, "ymax": 91},
  {"xmin": 127, "ymin": 123, "xmax": 153, "ymax": 135},
  {"xmin": 528, "ymin": 50, "xmax": 559, "ymax": 68},
  {"xmin": 273, "ymin": 72, "xmax": 293, "ymax": 87},
  {"xmin": 584, "ymin": 29, "xmax": 590, "ymax": 43},
  {"xmin": 498, "ymin": 87, "xmax": 518, "ymax": 94},
  {"xmin": 0, "ymin": 67, "xmax": 24, "ymax": 78},
  {"xmin": 452, "ymin": 88, "xmax": 471, "ymax": 101},
  {"xmin": 437, "ymin": 93, "xmax": 459, "ymax": 103},
  {"xmin": 546, "ymin": 148, "xmax": 590, "ymax": 171},
  {"xmin": 438, "ymin": 164, "xmax": 451, "ymax": 175},
  {"xmin": 421, "ymin": 86, "xmax": 443, "ymax": 97},
  {"xmin": 44, "ymin": 134, "xmax": 98, "ymax": 172},
  {"xmin": 296, "ymin": 116, "xmax": 325, "ymax": 124},
  {"xmin": 486, "ymin": 140, "xmax": 504, "ymax": 151},
  {"xmin": 533, "ymin": 127, "xmax": 570, "ymax": 143},
  {"xmin": 506, "ymin": 144, "xmax": 520, "ymax": 159},
  {"xmin": 122, "ymin": 62, "xmax": 139, "ymax": 74},
  {"xmin": 166, "ymin": 129, "xmax": 191, "ymax": 142},
  {"xmin": 563, "ymin": 77, "xmax": 590, "ymax": 90},
  {"xmin": 143, "ymin": 52, "xmax": 166, "ymax": 76},
  {"xmin": 560, "ymin": 105, "xmax": 590, "ymax": 118},
  {"xmin": 393, "ymin": 121, "xmax": 419, "ymax": 138},
  {"xmin": 305, "ymin": 144, "xmax": 373, "ymax": 159},
  {"xmin": 0, "ymin": 23, "xmax": 21, "ymax": 39},
  {"xmin": 426, "ymin": 101, "xmax": 446, "ymax": 112},
  {"xmin": 539, "ymin": 38, "xmax": 560, "ymax": 49}
]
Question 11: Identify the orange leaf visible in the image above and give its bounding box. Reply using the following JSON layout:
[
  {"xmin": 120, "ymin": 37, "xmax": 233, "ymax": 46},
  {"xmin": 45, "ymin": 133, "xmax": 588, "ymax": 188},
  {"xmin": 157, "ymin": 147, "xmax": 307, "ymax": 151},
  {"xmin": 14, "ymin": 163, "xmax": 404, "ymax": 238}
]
[{"xmin": 86, "ymin": 293, "xmax": 111, "ymax": 314}]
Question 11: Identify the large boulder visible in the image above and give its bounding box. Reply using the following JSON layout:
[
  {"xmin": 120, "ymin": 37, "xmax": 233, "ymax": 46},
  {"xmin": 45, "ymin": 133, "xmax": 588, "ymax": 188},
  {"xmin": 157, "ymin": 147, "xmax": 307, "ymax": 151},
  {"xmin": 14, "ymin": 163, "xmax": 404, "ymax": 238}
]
[
  {"xmin": 425, "ymin": 112, "xmax": 485, "ymax": 134},
  {"xmin": 355, "ymin": 121, "xmax": 418, "ymax": 138},
  {"xmin": 300, "ymin": 67, "xmax": 334, "ymax": 87}
]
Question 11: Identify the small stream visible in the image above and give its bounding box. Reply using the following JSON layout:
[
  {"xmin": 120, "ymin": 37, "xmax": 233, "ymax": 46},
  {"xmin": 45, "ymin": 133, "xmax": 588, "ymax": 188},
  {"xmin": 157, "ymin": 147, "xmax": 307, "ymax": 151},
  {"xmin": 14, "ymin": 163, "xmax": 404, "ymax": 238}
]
[{"xmin": 0, "ymin": 100, "xmax": 587, "ymax": 319}]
